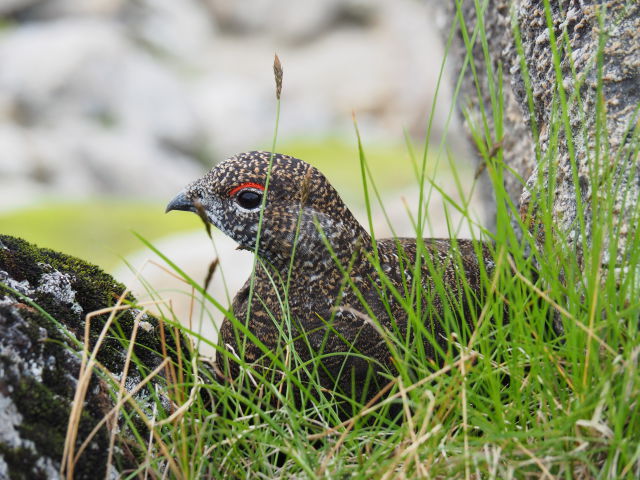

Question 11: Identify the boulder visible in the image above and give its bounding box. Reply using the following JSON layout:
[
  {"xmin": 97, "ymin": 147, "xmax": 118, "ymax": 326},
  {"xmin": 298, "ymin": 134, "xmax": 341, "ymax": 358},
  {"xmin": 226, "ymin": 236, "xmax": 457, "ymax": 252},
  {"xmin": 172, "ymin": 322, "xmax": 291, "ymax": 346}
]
[
  {"xmin": 0, "ymin": 235, "xmax": 189, "ymax": 479},
  {"xmin": 446, "ymin": 1, "xmax": 640, "ymax": 275}
]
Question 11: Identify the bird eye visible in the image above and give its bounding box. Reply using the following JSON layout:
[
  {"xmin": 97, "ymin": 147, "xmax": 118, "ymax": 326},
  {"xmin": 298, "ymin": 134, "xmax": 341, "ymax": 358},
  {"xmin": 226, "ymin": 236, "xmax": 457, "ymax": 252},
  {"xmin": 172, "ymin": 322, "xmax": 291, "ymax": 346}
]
[{"xmin": 235, "ymin": 189, "xmax": 263, "ymax": 210}]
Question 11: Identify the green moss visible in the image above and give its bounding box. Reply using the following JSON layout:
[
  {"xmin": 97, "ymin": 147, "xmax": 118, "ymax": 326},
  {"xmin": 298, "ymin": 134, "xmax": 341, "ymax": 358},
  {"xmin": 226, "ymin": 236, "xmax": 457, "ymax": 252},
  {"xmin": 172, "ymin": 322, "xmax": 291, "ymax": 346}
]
[
  {"xmin": 1, "ymin": 234, "xmax": 129, "ymax": 335},
  {"xmin": 13, "ymin": 378, "xmax": 69, "ymax": 457},
  {"xmin": 12, "ymin": 376, "xmax": 110, "ymax": 479},
  {"xmin": 0, "ymin": 235, "xmax": 188, "ymax": 371},
  {"xmin": 0, "ymin": 443, "xmax": 44, "ymax": 480}
]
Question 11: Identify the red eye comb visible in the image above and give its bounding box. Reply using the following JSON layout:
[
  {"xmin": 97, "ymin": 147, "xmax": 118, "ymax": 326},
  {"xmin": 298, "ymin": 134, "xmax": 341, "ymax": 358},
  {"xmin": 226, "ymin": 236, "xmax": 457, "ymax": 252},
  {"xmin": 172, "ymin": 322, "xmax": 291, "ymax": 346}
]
[{"xmin": 229, "ymin": 182, "xmax": 265, "ymax": 197}]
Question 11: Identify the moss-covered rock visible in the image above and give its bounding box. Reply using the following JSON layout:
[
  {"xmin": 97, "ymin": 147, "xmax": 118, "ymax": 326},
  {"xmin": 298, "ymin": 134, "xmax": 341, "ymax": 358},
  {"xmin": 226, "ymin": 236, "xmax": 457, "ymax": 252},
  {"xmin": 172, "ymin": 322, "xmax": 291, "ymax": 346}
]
[{"xmin": 0, "ymin": 235, "xmax": 188, "ymax": 479}]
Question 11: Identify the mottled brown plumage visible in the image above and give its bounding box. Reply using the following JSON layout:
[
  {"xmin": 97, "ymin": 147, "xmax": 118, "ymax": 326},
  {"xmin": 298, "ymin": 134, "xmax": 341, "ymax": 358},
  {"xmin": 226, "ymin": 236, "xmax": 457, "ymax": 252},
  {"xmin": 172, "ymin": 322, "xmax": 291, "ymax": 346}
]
[{"xmin": 167, "ymin": 151, "xmax": 494, "ymax": 402}]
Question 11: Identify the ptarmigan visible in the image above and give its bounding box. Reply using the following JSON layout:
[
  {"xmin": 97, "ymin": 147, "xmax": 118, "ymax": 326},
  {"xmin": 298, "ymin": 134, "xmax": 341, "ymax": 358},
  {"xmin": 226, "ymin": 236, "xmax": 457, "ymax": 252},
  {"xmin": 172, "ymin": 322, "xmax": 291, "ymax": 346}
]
[{"xmin": 167, "ymin": 151, "xmax": 493, "ymax": 404}]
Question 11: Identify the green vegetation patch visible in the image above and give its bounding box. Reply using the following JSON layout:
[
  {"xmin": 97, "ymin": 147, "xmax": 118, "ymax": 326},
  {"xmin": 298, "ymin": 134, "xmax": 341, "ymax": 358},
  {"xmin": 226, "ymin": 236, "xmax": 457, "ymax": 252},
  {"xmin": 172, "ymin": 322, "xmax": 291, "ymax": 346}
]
[{"xmin": 0, "ymin": 200, "xmax": 202, "ymax": 271}]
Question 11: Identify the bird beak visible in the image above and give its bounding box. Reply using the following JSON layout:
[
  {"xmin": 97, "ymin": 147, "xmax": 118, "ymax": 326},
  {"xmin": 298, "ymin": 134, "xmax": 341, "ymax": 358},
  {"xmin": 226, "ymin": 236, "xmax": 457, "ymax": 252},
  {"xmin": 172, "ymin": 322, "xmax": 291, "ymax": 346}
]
[{"xmin": 165, "ymin": 190, "xmax": 195, "ymax": 213}]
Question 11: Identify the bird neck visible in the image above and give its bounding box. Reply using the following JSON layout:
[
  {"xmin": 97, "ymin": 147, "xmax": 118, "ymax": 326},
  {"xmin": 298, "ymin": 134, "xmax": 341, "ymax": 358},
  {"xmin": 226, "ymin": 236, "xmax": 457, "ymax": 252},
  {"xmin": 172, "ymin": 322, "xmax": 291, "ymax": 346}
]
[{"xmin": 258, "ymin": 207, "xmax": 371, "ymax": 275}]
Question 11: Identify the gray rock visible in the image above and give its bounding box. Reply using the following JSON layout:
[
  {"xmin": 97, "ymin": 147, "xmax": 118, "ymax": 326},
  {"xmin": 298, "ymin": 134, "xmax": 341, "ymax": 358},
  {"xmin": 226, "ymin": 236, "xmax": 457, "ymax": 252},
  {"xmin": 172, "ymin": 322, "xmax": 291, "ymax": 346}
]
[
  {"xmin": 0, "ymin": 234, "xmax": 193, "ymax": 478},
  {"xmin": 0, "ymin": 18, "xmax": 205, "ymax": 205},
  {"xmin": 192, "ymin": 0, "xmax": 455, "ymax": 155},
  {"xmin": 0, "ymin": 0, "xmax": 44, "ymax": 16},
  {"xmin": 121, "ymin": 0, "xmax": 216, "ymax": 61},
  {"xmin": 0, "ymin": 18, "xmax": 201, "ymax": 144},
  {"xmin": 515, "ymin": 1, "xmax": 640, "ymax": 270},
  {"xmin": 0, "ymin": 0, "xmax": 463, "ymax": 212},
  {"xmin": 447, "ymin": 1, "xmax": 640, "ymax": 275},
  {"xmin": 0, "ymin": 0, "xmax": 123, "ymax": 19},
  {"xmin": 204, "ymin": 0, "xmax": 355, "ymax": 41}
]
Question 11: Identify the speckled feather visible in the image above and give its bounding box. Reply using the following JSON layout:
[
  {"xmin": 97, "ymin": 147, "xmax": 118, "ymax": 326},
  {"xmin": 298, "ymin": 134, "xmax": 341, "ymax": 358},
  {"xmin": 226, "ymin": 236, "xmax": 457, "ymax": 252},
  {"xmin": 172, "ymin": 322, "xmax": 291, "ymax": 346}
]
[{"xmin": 172, "ymin": 151, "xmax": 494, "ymax": 401}]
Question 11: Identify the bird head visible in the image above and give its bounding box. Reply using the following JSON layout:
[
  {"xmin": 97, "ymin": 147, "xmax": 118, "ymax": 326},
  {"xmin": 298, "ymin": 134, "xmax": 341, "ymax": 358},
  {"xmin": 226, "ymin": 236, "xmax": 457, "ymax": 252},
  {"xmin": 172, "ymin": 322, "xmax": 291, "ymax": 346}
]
[{"xmin": 166, "ymin": 151, "xmax": 367, "ymax": 268}]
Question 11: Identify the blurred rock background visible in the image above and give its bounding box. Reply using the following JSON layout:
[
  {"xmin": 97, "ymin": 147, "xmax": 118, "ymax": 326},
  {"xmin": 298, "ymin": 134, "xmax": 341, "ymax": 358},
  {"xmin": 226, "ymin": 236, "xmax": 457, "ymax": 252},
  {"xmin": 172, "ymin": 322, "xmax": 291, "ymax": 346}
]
[{"xmin": 0, "ymin": 0, "xmax": 489, "ymax": 353}]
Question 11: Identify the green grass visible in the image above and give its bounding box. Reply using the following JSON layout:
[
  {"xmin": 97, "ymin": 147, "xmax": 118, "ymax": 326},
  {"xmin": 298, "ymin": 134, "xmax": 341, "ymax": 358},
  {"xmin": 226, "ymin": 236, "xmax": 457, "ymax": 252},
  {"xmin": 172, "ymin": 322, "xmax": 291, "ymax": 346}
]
[{"xmin": 51, "ymin": 2, "xmax": 640, "ymax": 478}]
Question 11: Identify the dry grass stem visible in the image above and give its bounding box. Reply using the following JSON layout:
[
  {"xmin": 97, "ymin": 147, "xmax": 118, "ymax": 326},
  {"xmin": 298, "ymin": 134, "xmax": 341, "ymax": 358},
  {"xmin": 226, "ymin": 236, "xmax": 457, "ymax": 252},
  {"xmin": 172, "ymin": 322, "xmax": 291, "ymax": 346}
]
[
  {"xmin": 74, "ymin": 357, "xmax": 170, "ymax": 466},
  {"xmin": 105, "ymin": 309, "xmax": 145, "ymax": 479},
  {"xmin": 155, "ymin": 355, "xmax": 201, "ymax": 426},
  {"xmin": 61, "ymin": 289, "xmax": 130, "ymax": 479}
]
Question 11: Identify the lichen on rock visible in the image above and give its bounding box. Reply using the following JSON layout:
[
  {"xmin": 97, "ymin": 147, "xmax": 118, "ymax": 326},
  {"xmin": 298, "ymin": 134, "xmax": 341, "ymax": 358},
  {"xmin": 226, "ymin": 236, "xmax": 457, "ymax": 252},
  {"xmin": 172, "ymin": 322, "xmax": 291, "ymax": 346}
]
[{"xmin": 0, "ymin": 234, "xmax": 190, "ymax": 479}]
